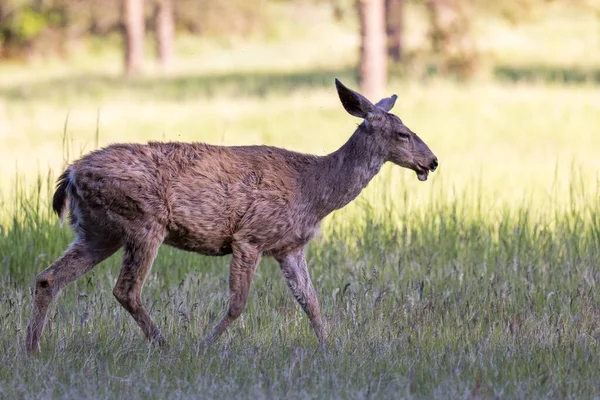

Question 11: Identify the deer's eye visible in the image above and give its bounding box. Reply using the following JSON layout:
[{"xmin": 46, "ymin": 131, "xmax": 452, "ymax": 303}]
[{"xmin": 398, "ymin": 132, "xmax": 410, "ymax": 142}]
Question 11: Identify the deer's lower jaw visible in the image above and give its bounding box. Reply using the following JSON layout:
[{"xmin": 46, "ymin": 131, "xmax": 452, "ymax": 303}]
[{"xmin": 416, "ymin": 169, "xmax": 429, "ymax": 181}]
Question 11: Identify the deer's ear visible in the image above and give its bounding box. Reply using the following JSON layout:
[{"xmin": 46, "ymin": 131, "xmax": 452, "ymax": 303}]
[
  {"xmin": 335, "ymin": 78, "xmax": 375, "ymax": 119},
  {"xmin": 375, "ymin": 95, "xmax": 397, "ymax": 112}
]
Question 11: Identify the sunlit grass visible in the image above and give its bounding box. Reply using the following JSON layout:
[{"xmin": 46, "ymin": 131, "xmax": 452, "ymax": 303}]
[{"xmin": 2, "ymin": 79, "xmax": 599, "ymax": 211}]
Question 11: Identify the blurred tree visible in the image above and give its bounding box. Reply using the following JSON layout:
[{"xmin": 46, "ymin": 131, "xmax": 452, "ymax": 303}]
[
  {"xmin": 329, "ymin": 0, "xmax": 356, "ymax": 21},
  {"xmin": 3, "ymin": 0, "xmax": 586, "ymax": 80},
  {"xmin": 0, "ymin": 0, "xmax": 68, "ymax": 59},
  {"xmin": 358, "ymin": 0, "xmax": 387, "ymax": 98},
  {"xmin": 424, "ymin": 0, "xmax": 478, "ymax": 79},
  {"xmin": 477, "ymin": 0, "xmax": 549, "ymax": 24},
  {"xmin": 88, "ymin": 0, "xmax": 121, "ymax": 36},
  {"xmin": 123, "ymin": 0, "xmax": 145, "ymax": 76},
  {"xmin": 567, "ymin": 0, "xmax": 600, "ymax": 16},
  {"xmin": 386, "ymin": 0, "xmax": 404, "ymax": 62},
  {"xmin": 153, "ymin": 0, "xmax": 174, "ymax": 71},
  {"xmin": 174, "ymin": 0, "xmax": 265, "ymax": 37},
  {"xmin": 421, "ymin": 0, "xmax": 563, "ymax": 78}
]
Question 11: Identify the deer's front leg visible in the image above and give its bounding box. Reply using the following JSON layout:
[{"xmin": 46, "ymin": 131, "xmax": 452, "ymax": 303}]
[
  {"xmin": 277, "ymin": 248, "xmax": 327, "ymax": 347},
  {"xmin": 204, "ymin": 241, "xmax": 261, "ymax": 345}
]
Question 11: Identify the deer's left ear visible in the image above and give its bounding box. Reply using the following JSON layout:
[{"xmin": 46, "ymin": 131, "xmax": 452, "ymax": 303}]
[
  {"xmin": 335, "ymin": 78, "xmax": 375, "ymax": 119},
  {"xmin": 375, "ymin": 95, "xmax": 397, "ymax": 112}
]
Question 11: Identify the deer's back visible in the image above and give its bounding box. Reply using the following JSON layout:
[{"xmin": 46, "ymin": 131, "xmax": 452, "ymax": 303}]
[{"xmin": 68, "ymin": 142, "xmax": 321, "ymax": 257}]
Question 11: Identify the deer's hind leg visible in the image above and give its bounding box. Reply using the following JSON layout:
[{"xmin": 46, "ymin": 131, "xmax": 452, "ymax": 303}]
[
  {"xmin": 26, "ymin": 237, "xmax": 121, "ymax": 355},
  {"xmin": 112, "ymin": 225, "xmax": 167, "ymax": 346}
]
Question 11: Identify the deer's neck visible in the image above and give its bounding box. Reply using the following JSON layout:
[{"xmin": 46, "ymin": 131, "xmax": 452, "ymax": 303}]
[{"xmin": 303, "ymin": 126, "xmax": 386, "ymax": 219}]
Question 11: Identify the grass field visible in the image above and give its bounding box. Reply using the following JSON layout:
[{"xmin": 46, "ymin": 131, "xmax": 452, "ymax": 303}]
[{"xmin": 1, "ymin": 2, "xmax": 600, "ymax": 398}]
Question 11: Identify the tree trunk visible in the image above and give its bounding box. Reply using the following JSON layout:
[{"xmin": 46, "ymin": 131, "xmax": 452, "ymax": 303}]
[
  {"xmin": 424, "ymin": 0, "xmax": 478, "ymax": 79},
  {"xmin": 357, "ymin": 0, "xmax": 387, "ymax": 99},
  {"xmin": 123, "ymin": 0, "xmax": 145, "ymax": 77},
  {"xmin": 154, "ymin": 0, "xmax": 174, "ymax": 71},
  {"xmin": 386, "ymin": 0, "xmax": 404, "ymax": 63}
]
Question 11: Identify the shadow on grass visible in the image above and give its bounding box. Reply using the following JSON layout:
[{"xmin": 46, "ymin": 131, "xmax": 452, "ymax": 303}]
[
  {"xmin": 5, "ymin": 64, "xmax": 597, "ymax": 103},
  {"xmin": 494, "ymin": 64, "xmax": 600, "ymax": 84},
  {"xmin": 0, "ymin": 67, "xmax": 358, "ymax": 102}
]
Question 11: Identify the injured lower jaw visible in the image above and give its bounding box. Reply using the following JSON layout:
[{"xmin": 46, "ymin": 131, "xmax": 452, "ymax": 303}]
[{"xmin": 416, "ymin": 169, "xmax": 429, "ymax": 181}]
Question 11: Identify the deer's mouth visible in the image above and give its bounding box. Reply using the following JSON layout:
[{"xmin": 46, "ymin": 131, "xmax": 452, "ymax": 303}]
[{"xmin": 415, "ymin": 167, "xmax": 429, "ymax": 181}]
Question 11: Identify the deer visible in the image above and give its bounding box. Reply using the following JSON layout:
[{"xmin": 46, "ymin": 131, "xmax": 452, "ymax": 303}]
[{"xmin": 25, "ymin": 78, "xmax": 438, "ymax": 354}]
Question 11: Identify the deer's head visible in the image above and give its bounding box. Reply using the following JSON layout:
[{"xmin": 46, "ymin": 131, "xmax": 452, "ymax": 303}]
[{"xmin": 335, "ymin": 78, "xmax": 438, "ymax": 181}]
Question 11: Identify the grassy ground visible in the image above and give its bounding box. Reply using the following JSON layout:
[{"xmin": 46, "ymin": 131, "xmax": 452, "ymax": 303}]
[
  {"xmin": 1, "ymin": 179, "xmax": 599, "ymax": 398},
  {"xmin": 1, "ymin": 2, "xmax": 600, "ymax": 399}
]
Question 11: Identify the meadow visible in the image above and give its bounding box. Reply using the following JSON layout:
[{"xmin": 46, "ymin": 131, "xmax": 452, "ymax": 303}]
[{"xmin": 1, "ymin": 3, "xmax": 600, "ymax": 398}]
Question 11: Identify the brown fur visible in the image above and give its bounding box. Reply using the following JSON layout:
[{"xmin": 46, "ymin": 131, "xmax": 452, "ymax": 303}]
[{"xmin": 25, "ymin": 79, "xmax": 438, "ymax": 354}]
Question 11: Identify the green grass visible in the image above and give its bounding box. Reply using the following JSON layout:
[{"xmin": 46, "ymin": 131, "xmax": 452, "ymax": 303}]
[
  {"xmin": 2, "ymin": 2, "xmax": 600, "ymax": 398},
  {"xmin": 1, "ymin": 177, "xmax": 599, "ymax": 398}
]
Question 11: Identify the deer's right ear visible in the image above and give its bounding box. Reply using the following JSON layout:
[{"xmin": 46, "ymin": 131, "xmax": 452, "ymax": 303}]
[
  {"xmin": 335, "ymin": 78, "xmax": 375, "ymax": 119},
  {"xmin": 375, "ymin": 95, "xmax": 397, "ymax": 112}
]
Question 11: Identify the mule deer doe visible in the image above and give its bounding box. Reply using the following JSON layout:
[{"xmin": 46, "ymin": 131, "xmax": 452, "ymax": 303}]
[{"xmin": 25, "ymin": 78, "xmax": 438, "ymax": 354}]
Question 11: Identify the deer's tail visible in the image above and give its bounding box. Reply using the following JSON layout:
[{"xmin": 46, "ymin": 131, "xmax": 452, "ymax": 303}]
[{"xmin": 52, "ymin": 168, "xmax": 72, "ymax": 224}]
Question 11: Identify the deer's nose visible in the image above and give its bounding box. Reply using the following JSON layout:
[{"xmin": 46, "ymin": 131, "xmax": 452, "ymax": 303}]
[{"xmin": 430, "ymin": 158, "xmax": 439, "ymax": 171}]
